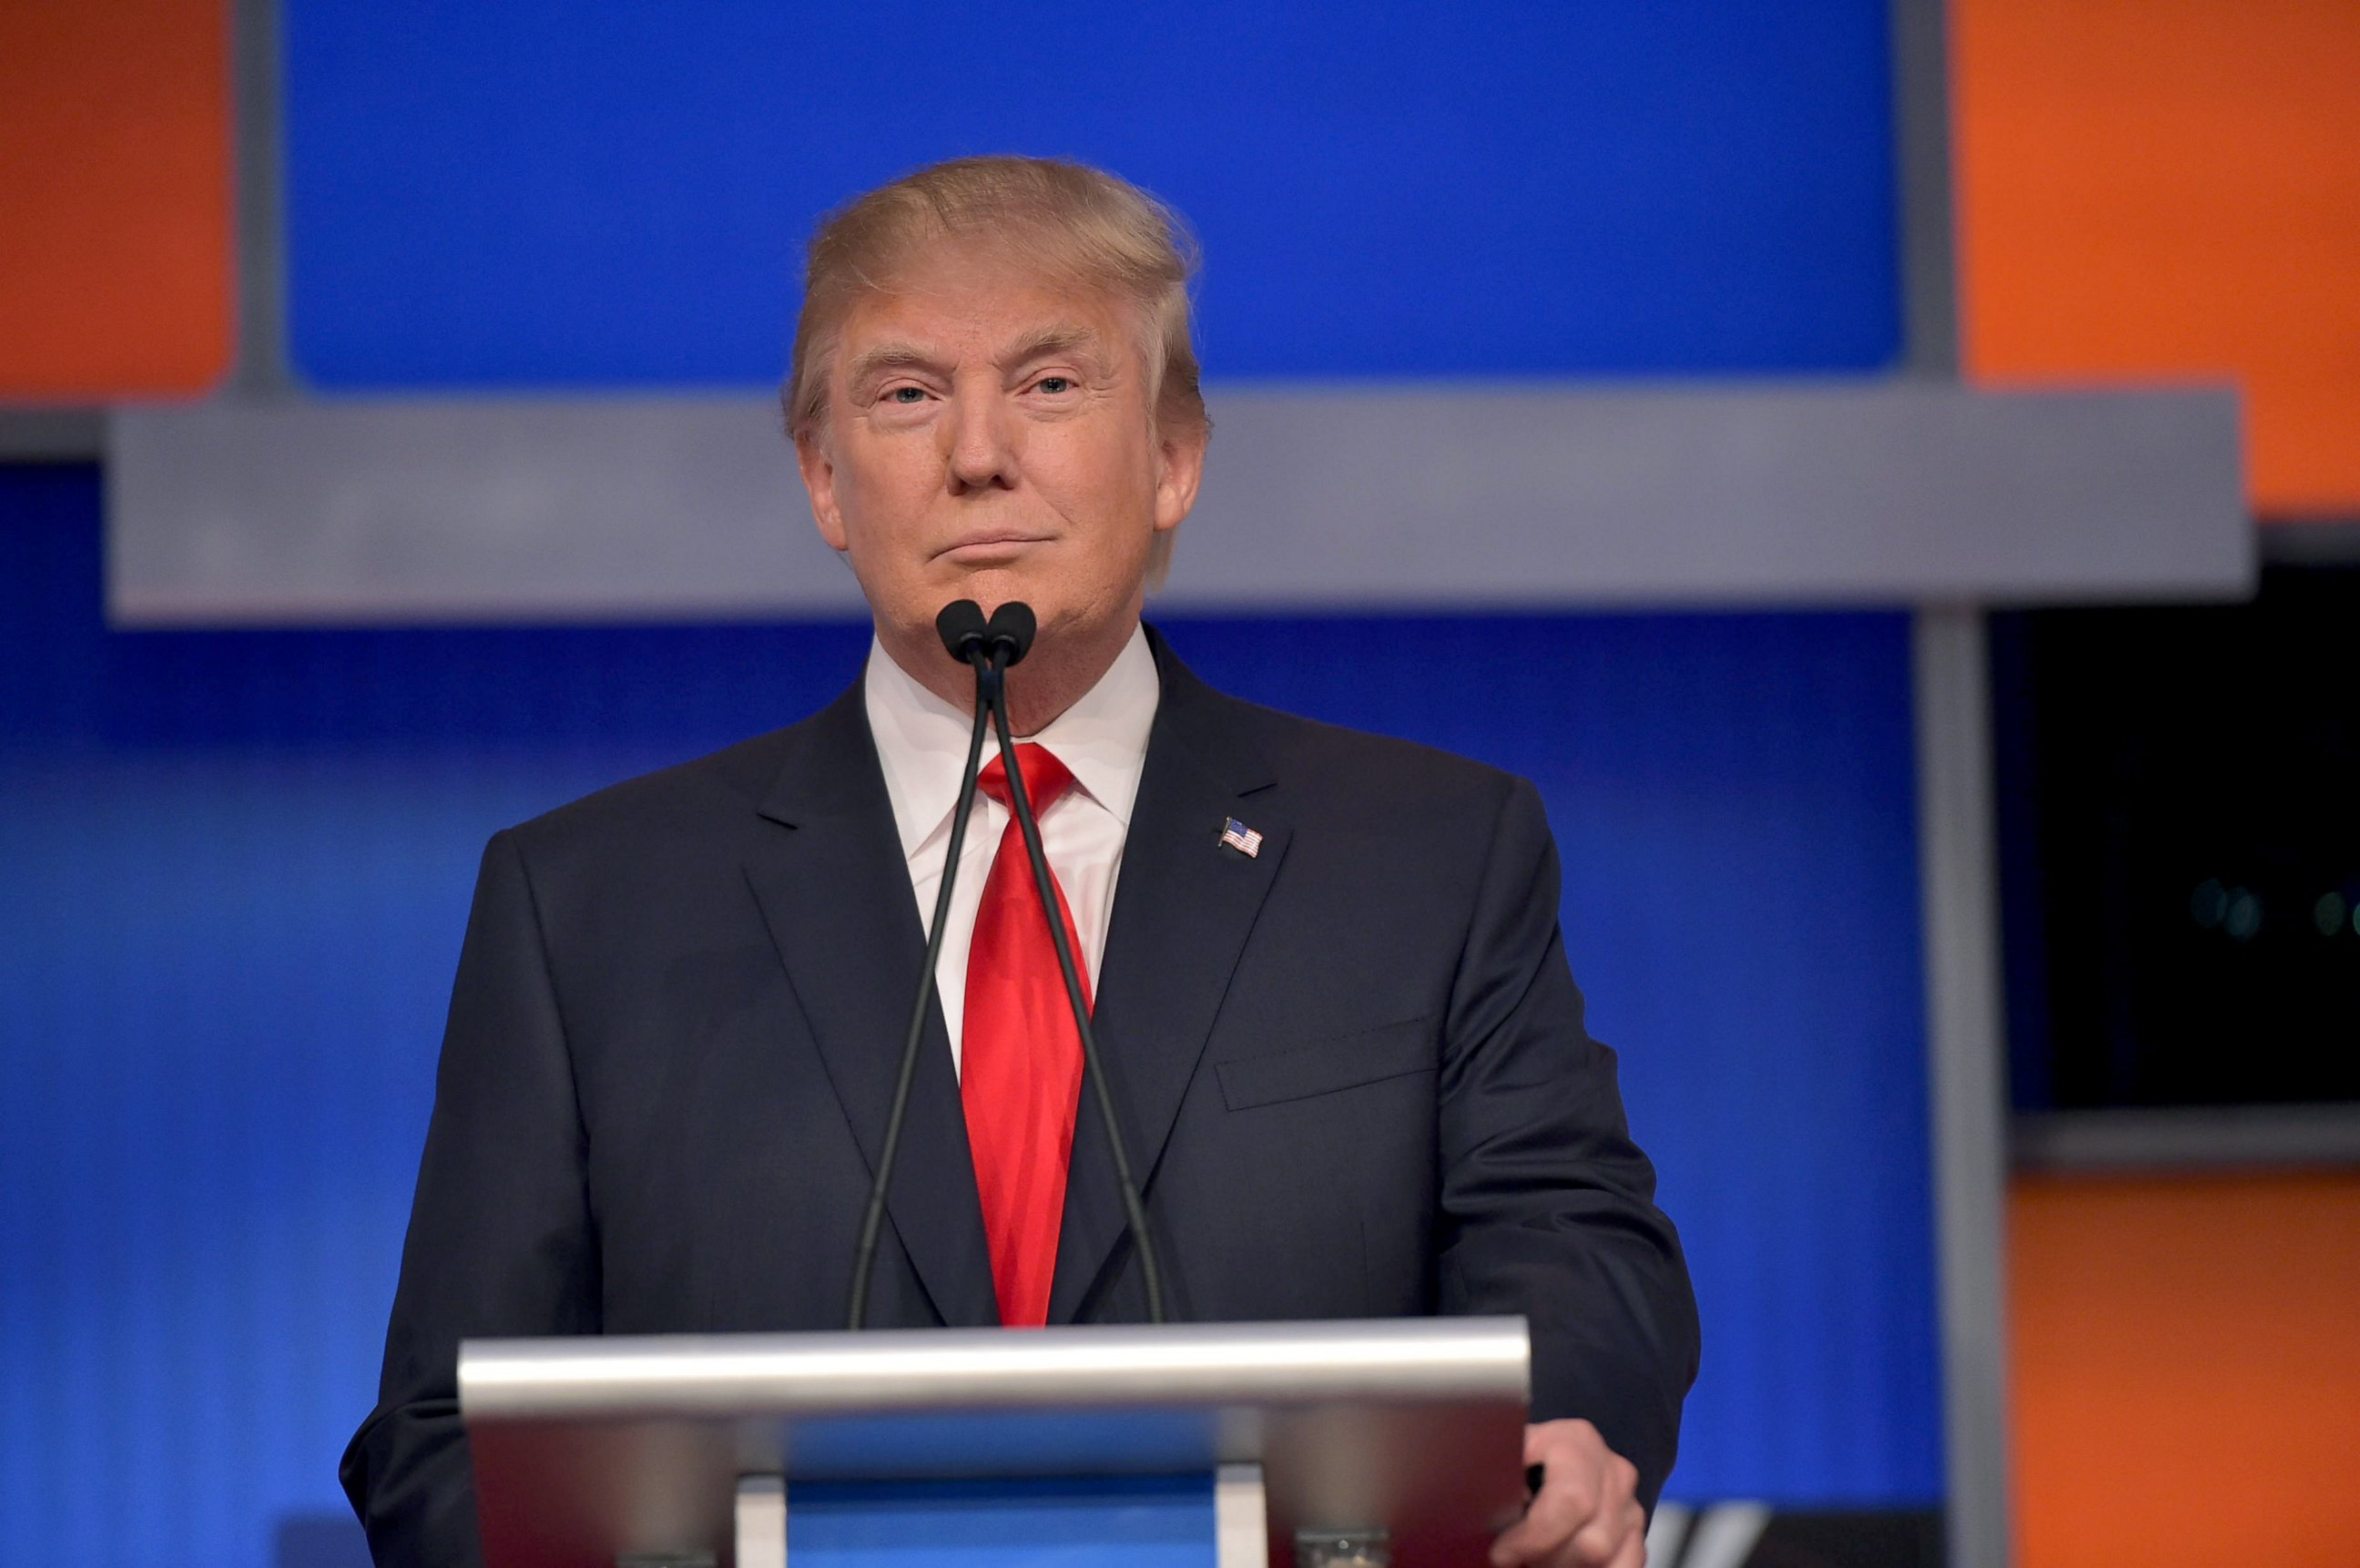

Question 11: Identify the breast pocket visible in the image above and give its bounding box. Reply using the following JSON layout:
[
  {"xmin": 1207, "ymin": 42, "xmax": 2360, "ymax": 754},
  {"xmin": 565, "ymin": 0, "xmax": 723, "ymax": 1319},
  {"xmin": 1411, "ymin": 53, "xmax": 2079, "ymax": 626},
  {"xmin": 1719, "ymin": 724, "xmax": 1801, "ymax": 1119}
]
[{"xmin": 1215, "ymin": 1014, "xmax": 1440, "ymax": 1111}]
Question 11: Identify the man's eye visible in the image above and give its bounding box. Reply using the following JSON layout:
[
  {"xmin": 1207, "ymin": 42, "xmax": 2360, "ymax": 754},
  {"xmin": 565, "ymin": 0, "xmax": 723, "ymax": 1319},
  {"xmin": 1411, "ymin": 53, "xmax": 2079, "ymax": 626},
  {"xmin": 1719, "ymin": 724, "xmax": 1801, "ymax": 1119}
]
[
  {"xmin": 1034, "ymin": 376, "xmax": 1073, "ymax": 394},
  {"xmin": 889, "ymin": 386, "xmax": 929, "ymax": 404}
]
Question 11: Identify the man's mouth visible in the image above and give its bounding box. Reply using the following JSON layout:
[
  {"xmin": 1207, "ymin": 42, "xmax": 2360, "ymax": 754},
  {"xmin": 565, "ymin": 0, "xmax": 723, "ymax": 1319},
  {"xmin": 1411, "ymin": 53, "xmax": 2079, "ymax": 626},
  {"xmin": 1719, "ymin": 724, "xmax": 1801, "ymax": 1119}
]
[{"xmin": 937, "ymin": 530, "xmax": 1053, "ymax": 562}]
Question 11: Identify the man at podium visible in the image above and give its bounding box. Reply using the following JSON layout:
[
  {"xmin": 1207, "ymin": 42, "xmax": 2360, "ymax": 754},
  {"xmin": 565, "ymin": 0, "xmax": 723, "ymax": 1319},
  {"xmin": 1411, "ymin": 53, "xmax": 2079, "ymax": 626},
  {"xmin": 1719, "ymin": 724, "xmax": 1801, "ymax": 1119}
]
[{"xmin": 342, "ymin": 156, "xmax": 1699, "ymax": 1568}]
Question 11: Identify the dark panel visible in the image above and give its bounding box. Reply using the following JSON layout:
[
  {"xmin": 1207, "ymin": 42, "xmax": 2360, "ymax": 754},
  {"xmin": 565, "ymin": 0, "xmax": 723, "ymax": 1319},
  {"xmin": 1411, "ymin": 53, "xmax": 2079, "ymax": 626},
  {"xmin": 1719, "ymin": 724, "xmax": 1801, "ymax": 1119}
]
[
  {"xmin": 1994, "ymin": 569, "xmax": 2360, "ymax": 1111},
  {"xmin": 1748, "ymin": 1507, "xmax": 1945, "ymax": 1567}
]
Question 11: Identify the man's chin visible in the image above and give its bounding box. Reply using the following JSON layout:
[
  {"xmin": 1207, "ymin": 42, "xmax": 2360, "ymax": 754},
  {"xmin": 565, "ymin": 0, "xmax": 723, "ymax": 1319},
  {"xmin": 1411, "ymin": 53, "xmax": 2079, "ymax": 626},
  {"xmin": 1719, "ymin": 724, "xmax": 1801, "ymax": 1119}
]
[{"xmin": 945, "ymin": 565, "xmax": 1046, "ymax": 616}]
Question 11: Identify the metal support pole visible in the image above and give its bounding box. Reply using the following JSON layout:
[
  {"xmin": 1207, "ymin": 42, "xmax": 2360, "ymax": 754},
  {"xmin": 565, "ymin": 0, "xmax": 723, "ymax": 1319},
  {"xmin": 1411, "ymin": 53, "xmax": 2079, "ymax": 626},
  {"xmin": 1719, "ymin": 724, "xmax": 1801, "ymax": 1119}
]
[
  {"xmin": 229, "ymin": 0, "xmax": 292, "ymax": 394},
  {"xmin": 1913, "ymin": 605, "xmax": 2014, "ymax": 1568},
  {"xmin": 1890, "ymin": 0, "xmax": 2016, "ymax": 1555}
]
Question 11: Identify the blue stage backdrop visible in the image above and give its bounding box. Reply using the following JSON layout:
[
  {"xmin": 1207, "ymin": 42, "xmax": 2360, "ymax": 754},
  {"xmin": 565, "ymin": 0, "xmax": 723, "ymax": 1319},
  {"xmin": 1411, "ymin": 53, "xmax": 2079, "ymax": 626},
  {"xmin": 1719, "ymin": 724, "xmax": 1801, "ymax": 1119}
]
[
  {"xmin": 0, "ymin": 465, "xmax": 1938, "ymax": 1566},
  {"xmin": 284, "ymin": 0, "xmax": 1900, "ymax": 387}
]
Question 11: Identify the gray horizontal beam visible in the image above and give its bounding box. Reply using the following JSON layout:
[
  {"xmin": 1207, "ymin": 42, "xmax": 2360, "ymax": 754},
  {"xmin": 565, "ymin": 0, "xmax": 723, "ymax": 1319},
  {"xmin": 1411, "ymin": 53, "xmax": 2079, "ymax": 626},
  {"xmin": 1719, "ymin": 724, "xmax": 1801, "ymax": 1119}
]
[
  {"xmin": 2013, "ymin": 1105, "xmax": 2360, "ymax": 1173},
  {"xmin": 111, "ymin": 395, "xmax": 839, "ymax": 623},
  {"xmin": 0, "ymin": 409, "xmax": 106, "ymax": 463},
  {"xmin": 107, "ymin": 382, "xmax": 2251, "ymax": 626},
  {"xmin": 1181, "ymin": 383, "xmax": 2248, "ymax": 607},
  {"xmin": 2259, "ymin": 518, "xmax": 2360, "ymax": 565}
]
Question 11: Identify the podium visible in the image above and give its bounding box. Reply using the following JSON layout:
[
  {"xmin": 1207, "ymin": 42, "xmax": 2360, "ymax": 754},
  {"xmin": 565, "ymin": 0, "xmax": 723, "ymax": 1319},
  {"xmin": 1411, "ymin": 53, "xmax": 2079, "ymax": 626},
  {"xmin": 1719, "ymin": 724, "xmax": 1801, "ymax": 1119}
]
[{"xmin": 461, "ymin": 1317, "xmax": 1530, "ymax": 1567}]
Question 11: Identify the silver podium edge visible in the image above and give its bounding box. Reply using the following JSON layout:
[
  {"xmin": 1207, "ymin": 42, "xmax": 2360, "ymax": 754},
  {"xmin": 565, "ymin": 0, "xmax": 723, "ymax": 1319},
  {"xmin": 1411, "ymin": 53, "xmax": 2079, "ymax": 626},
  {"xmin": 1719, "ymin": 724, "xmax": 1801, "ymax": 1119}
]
[{"xmin": 461, "ymin": 1317, "xmax": 1531, "ymax": 1568}]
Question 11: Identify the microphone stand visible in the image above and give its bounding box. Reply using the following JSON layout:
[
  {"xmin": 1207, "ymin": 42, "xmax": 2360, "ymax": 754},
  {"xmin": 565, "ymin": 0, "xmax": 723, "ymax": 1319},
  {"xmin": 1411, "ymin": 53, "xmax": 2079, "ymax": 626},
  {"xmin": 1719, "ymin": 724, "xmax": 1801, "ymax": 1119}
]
[
  {"xmin": 975, "ymin": 631, "xmax": 1169, "ymax": 1325},
  {"xmin": 846, "ymin": 600, "xmax": 1171, "ymax": 1329},
  {"xmin": 845, "ymin": 608, "xmax": 1001, "ymax": 1330}
]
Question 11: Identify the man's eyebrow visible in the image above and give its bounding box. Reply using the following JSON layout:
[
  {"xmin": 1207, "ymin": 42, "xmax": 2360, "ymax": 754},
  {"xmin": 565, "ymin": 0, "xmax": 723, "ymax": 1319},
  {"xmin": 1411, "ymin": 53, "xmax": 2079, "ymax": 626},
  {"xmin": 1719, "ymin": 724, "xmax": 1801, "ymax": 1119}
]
[
  {"xmin": 841, "ymin": 341, "xmax": 947, "ymax": 385},
  {"xmin": 1001, "ymin": 324, "xmax": 1114, "ymax": 372}
]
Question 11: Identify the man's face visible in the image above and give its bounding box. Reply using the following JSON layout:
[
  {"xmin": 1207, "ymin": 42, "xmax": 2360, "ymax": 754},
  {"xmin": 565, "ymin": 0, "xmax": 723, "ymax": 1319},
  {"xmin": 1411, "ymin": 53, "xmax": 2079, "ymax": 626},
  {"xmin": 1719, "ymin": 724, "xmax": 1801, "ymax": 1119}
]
[{"xmin": 795, "ymin": 244, "xmax": 1205, "ymax": 669}]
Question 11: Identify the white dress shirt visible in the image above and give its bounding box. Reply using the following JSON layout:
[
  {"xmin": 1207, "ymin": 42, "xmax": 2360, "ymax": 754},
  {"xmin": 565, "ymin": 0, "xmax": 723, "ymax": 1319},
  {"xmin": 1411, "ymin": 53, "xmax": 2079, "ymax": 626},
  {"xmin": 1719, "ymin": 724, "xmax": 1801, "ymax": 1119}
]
[{"xmin": 864, "ymin": 625, "xmax": 1159, "ymax": 1074}]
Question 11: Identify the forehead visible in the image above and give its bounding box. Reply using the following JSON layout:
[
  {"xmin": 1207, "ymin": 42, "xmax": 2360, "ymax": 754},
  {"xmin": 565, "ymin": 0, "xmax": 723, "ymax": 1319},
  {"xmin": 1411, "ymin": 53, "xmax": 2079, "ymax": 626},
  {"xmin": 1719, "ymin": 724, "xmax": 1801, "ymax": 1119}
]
[{"xmin": 830, "ymin": 239, "xmax": 1139, "ymax": 356}]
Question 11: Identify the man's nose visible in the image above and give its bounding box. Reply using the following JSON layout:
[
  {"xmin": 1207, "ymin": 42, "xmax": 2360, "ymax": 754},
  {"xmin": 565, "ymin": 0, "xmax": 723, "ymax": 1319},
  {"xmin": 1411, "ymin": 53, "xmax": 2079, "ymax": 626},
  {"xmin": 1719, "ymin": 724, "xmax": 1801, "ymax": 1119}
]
[{"xmin": 943, "ymin": 386, "xmax": 1019, "ymax": 493}]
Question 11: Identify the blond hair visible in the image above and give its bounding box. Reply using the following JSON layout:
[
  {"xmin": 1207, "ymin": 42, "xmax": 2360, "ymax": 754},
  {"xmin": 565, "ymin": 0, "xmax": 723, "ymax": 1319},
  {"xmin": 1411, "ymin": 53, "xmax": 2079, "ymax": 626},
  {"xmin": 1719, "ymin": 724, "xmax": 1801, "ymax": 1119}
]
[{"xmin": 784, "ymin": 155, "xmax": 1208, "ymax": 444}]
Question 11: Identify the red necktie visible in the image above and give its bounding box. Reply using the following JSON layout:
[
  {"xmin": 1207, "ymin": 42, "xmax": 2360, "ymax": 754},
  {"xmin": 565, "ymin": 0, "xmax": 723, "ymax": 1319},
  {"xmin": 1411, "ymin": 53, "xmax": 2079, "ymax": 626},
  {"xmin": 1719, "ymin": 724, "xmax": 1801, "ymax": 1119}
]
[{"xmin": 962, "ymin": 743, "xmax": 1089, "ymax": 1328}]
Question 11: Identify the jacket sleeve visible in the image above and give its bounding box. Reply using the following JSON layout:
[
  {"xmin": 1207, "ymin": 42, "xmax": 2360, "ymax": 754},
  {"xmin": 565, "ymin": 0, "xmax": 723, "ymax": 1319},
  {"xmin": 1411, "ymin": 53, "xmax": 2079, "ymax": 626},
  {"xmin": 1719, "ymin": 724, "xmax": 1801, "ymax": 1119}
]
[
  {"xmin": 1434, "ymin": 776, "xmax": 1701, "ymax": 1512},
  {"xmin": 340, "ymin": 830, "xmax": 603, "ymax": 1567}
]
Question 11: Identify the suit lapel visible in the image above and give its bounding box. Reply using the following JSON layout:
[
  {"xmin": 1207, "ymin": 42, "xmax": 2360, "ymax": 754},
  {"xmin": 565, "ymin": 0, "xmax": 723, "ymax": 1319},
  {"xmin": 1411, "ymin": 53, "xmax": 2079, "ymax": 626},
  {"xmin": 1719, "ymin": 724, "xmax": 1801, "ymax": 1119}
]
[
  {"xmin": 743, "ymin": 683, "xmax": 999, "ymax": 1329},
  {"xmin": 1049, "ymin": 635, "xmax": 1289, "ymax": 1322}
]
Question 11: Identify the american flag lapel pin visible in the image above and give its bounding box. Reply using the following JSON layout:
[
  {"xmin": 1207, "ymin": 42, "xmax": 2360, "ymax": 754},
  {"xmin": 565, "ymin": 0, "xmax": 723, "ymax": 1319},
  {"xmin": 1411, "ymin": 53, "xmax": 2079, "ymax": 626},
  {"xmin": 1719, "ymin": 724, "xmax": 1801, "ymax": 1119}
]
[{"xmin": 1218, "ymin": 818, "xmax": 1263, "ymax": 858}]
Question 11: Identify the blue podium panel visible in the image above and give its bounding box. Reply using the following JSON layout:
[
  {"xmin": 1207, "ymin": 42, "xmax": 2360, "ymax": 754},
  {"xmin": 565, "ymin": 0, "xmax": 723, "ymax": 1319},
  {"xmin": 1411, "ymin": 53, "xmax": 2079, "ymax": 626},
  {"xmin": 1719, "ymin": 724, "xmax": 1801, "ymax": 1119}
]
[
  {"xmin": 282, "ymin": 1, "xmax": 1902, "ymax": 387},
  {"xmin": 787, "ymin": 1476, "xmax": 1216, "ymax": 1568},
  {"xmin": 787, "ymin": 1411, "xmax": 1221, "ymax": 1479}
]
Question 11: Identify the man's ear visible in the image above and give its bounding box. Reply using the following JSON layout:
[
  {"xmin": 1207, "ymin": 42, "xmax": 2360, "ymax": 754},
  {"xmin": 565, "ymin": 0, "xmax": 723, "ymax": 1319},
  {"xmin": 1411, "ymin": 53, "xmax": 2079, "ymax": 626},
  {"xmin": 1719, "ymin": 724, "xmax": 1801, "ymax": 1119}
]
[
  {"xmin": 1152, "ymin": 419, "xmax": 1208, "ymax": 535},
  {"xmin": 795, "ymin": 423, "xmax": 850, "ymax": 553}
]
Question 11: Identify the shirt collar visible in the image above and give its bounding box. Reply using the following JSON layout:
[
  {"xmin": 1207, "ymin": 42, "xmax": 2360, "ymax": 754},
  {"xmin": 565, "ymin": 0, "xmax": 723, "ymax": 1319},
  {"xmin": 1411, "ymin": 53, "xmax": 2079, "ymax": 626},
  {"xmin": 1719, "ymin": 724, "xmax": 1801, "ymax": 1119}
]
[{"xmin": 865, "ymin": 623, "xmax": 1160, "ymax": 861}]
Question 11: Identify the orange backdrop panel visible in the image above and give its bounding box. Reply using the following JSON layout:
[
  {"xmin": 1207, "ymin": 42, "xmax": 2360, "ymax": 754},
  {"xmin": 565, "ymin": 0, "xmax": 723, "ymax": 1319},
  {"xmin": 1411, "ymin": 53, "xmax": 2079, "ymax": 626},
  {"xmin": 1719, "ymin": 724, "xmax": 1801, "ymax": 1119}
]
[
  {"xmin": 0, "ymin": 0, "xmax": 233, "ymax": 399},
  {"xmin": 2009, "ymin": 1172, "xmax": 2360, "ymax": 1568},
  {"xmin": 1953, "ymin": 0, "xmax": 2360, "ymax": 514}
]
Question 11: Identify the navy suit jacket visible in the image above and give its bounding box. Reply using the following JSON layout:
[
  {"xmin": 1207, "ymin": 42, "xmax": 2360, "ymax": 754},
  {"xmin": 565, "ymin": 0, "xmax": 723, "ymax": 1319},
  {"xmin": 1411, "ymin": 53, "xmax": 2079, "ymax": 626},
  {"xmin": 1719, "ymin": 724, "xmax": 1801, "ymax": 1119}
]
[{"xmin": 341, "ymin": 629, "xmax": 1699, "ymax": 1563}]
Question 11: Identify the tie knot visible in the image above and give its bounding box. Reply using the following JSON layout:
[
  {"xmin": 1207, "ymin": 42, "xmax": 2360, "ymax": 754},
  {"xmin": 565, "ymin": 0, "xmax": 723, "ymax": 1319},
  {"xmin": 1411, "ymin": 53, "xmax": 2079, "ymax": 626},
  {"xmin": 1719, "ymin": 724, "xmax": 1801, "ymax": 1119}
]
[{"xmin": 978, "ymin": 743, "xmax": 1078, "ymax": 813}]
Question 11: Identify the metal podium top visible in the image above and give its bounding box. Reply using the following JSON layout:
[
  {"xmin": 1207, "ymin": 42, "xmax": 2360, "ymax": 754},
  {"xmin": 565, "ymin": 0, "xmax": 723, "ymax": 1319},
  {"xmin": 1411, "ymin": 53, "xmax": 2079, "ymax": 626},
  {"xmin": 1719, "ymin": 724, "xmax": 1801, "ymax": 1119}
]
[
  {"xmin": 463, "ymin": 1316, "xmax": 1529, "ymax": 1420},
  {"xmin": 461, "ymin": 1318, "xmax": 1531, "ymax": 1567}
]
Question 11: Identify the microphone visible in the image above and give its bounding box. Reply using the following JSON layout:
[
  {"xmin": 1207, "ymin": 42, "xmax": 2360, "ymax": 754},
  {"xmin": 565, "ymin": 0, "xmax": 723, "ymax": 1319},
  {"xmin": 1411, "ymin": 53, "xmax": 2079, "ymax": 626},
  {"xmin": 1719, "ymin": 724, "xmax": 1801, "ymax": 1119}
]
[
  {"xmin": 979, "ymin": 601, "xmax": 1035, "ymax": 669},
  {"xmin": 845, "ymin": 600, "xmax": 1000, "ymax": 1329},
  {"xmin": 961, "ymin": 604, "xmax": 1170, "ymax": 1325},
  {"xmin": 936, "ymin": 597, "xmax": 990, "ymax": 667}
]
